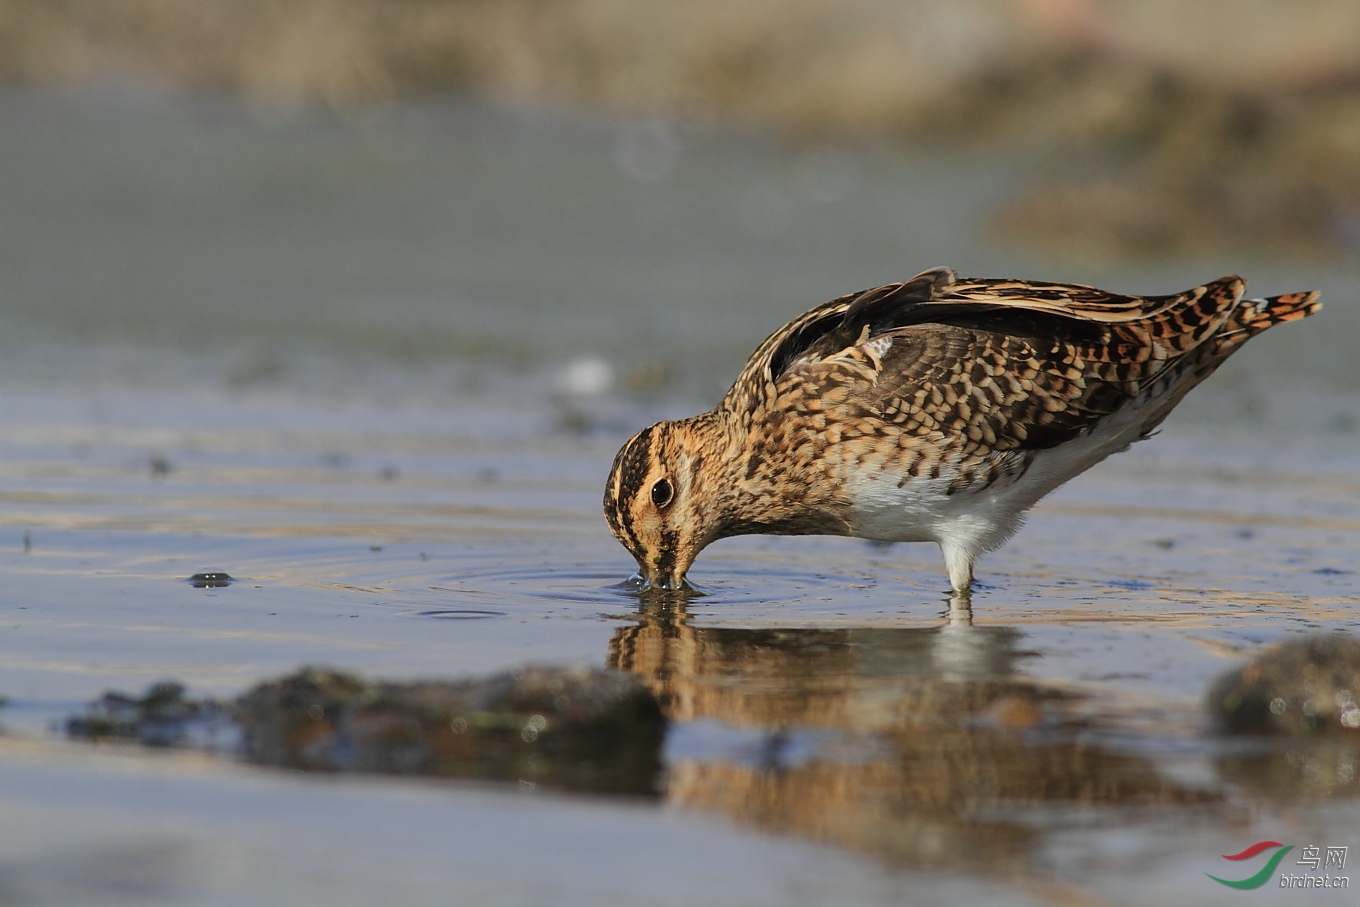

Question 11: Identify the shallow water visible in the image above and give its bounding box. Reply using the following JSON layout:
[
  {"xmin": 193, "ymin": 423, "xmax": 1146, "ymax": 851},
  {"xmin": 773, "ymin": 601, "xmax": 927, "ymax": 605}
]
[{"xmin": 0, "ymin": 85, "xmax": 1358, "ymax": 904}]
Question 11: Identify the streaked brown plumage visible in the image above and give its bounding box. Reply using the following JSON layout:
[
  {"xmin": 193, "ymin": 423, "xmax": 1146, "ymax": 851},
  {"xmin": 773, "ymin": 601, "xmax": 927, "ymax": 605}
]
[{"xmin": 603, "ymin": 267, "xmax": 1320, "ymax": 593}]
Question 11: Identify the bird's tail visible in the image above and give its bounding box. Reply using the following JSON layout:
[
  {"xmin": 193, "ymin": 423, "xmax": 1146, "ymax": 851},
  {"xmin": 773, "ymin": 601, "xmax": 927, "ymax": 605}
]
[
  {"xmin": 1211, "ymin": 290, "xmax": 1321, "ymax": 355},
  {"xmin": 1134, "ymin": 288, "xmax": 1320, "ymax": 431}
]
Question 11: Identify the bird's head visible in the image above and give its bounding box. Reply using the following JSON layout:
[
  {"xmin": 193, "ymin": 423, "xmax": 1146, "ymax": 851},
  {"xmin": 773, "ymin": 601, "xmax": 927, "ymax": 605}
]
[{"xmin": 603, "ymin": 419, "xmax": 723, "ymax": 590}]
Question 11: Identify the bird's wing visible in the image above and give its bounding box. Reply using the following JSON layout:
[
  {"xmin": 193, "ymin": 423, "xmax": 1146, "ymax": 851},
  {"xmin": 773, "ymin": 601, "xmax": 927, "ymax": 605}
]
[
  {"xmin": 725, "ymin": 268, "xmax": 1250, "ymax": 452},
  {"xmin": 722, "ymin": 267, "xmax": 954, "ymax": 412}
]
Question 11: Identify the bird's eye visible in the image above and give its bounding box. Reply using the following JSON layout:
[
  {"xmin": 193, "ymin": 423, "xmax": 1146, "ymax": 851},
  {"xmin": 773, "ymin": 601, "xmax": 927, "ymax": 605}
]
[{"xmin": 650, "ymin": 478, "xmax": 673, "ymax": 508}]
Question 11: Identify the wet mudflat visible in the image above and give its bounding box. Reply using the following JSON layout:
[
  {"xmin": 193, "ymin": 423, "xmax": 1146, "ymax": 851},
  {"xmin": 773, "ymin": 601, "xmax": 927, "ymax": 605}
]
[
  {"xmin": 0, "ymin": 87, "xmax": 1358, "ymax": 904},
  {"xmin": 0, "ymin": 381, "xmax": 1357, "ymax": 905}
]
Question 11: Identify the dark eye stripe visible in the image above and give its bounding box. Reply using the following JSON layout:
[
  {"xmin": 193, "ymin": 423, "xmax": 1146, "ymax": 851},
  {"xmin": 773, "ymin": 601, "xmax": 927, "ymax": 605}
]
[
  {"xmin": 604, "ymin": 425, "xmax": 657, "ymax": 556},
  {"xmin": 613, "ymin": 426, "xmax": 655, "ymax": 511}
]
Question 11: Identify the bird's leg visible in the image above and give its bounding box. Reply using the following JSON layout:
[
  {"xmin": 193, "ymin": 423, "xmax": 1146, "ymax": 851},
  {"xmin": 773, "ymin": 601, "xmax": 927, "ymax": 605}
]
[{"xmin": 939, "ymin": 539, "xmax": 976, "ymax": 594}]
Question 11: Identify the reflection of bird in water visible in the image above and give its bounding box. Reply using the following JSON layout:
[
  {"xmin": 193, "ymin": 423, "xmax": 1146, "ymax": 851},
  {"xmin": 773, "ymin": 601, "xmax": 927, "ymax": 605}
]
[
  {"xmin": 608, "ymin": 596, "xmax": 1025, "ymax": 729},
  {"xmin": 604, "ymin": 268, "xmax": 1319, "ymax": 592},
  {"xmin": 607, "ymin": 604, "xmax": 1219, "ymax": 869}
]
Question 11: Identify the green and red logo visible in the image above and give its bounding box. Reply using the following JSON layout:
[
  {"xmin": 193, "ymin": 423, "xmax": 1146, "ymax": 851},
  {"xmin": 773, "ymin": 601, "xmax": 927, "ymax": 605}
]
[{"xmin": 1208, "ymin": 841, "xmax": 1294, "ymax": 890}]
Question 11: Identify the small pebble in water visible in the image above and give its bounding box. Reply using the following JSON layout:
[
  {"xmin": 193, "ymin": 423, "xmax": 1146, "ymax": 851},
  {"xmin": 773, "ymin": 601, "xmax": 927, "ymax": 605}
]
[{"xmin": 189, "ymin": 572, "xmax": 234, "ymax": 588}]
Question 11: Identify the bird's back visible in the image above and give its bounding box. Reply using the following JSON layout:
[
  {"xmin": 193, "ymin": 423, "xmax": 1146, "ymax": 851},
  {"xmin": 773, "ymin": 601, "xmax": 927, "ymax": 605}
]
[
  {"xmin": 721, "ymin": 271, "xmax": 1320, "ymax": 564},
  {"xmin": 728, "ymin": 272, "xmax": 1319, "ymax": 455}
]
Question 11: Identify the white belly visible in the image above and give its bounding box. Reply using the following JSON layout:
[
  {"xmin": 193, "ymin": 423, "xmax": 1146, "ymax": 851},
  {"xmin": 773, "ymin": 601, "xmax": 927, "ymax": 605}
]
[{"xmin": 846, "ymin": 393, "xmax": 1165, "ymax": 554}]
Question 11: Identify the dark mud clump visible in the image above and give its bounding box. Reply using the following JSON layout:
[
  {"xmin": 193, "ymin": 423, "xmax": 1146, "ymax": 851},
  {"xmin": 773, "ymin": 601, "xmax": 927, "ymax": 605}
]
[
  {"xmin": 64, "ymin": 666, "xmax": 666, "ymax": 795},
  {"xmin": 1209, "ymin": 635, "xmax": 1360, "ymax": 736},
  {"xmin": 65, "ymin": 681, "xmax": 234, "ymax": 748},
  {"xmin": 1210, "ymin": 636, "xmax": 1360, "ymax": 798},
  {"xmin": 235, "ymin": 666, "xmax": 665, "ymax": 795}
]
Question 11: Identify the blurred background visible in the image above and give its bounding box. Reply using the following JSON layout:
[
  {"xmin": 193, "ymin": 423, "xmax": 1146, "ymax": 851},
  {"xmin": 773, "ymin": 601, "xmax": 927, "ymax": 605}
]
[
  {"xmin": 0, "ymin": 0, "xmax": 1356, "ymax": 429},
  {"xmin": 1, "ymin": 8, "xmax": 1358, "ymax": 901}
]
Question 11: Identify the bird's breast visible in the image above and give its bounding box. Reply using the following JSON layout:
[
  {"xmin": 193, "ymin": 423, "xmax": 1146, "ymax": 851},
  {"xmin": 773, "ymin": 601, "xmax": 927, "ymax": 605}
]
[{"xmin": 843, "ymin": 471, "xmax": 958, "ymax": 543}]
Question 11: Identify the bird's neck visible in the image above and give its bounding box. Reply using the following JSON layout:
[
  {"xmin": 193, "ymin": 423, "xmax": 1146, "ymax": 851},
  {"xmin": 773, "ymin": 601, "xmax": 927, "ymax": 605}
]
[{"xmin": 689, "ymin": 406, "xmax": 850, "ymax": 541}]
